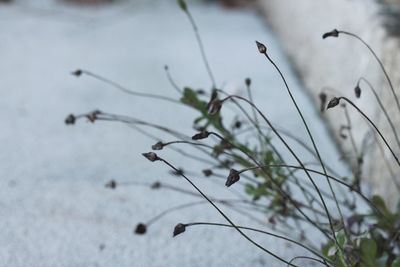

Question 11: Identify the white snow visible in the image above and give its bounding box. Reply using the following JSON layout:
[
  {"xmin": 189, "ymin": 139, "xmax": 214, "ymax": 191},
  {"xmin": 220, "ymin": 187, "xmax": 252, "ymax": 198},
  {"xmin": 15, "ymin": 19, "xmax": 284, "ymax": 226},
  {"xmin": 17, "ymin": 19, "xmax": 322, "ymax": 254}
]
[{"xmin": 0, "ymin": 0, "xmax": 349, "ymax": 266}]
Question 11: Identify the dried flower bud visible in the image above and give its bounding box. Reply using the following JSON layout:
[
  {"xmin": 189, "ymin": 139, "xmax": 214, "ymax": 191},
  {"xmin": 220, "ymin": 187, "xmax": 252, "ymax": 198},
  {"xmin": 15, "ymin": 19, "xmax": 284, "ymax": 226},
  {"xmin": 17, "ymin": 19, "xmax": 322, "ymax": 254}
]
[
  {"xmin": 245, "ymin": 78, "xmax": 251, "ymax": 87},
  {"xmin": 105, "ymin": 180, "xmax": 117, "ymax": 189},
  {"xmin": 192, "ymin": 131, "xmax": 210, "ymax": 140},
  {"xmin": 202, "ymin": 169, "xmax": 213, "ymax": 177},
  {"xmin": 173, "ymin": 223, "xmax": 186, "ymax": 237},
  {"xmin": 142, "ymin": 152, "xmax": 159, "ymax": 162},
  {"xmin": 322, "ymin": 29, "xmax": 339, "ymax": 39},
  {"xmin": 65, "ymin": 114, "xmax": 76, "ymax": 125},
  {"xmin": 151, "ymin": 181, "xmax": 161, "ymax": 189},
  {"xmin": 177, "ymin": 0, "xmax": 187, "ymax": 12},
  {"xmin": 208, "ymin": 99, "xmax": 222, "ymax": 115},
  {"xmin": 164, "ymin": 65, "xmax": 169, "ymax": 71},
  {"xmin": 151, "ymin": 141, "xmax": 164, "ymax": 150},
  {"xmin": 86, "ymin": 110, "xmax": 101, "ymax": 123},
  {"xmin": 255, "ymin": 41, "xmax": 267, "ymax": 54},
  {"xmin": 354, "ymin": 85, "xmax": 361, "ymax": 98},
  {"xmin": 326, "ymin": 97, "xmax": 340, "ymax": 109},
  {"xmin": 319, "ymin": 92, "xmax": 327, "ymax": 112},
  {"xmin": 134, "ymin": 223, "xmax": 147, "ymax": 235},
  {"xmin": 225, "ymin": 169, "xmax": 240, "ymax": 187},
  {"xmin": 196, "ymin": 89, "xmax": 206, "ymax": 95},
  {"xmin": 71, "ymin": 69, "xmax": 82, "ymax": 77},
  {"xmin": 170, "ymin": 168, "xmax": 184, "ymax": 176},
  {"xmin": 234, "ymin": 121, "xmax": 242, "ymax": 129}
]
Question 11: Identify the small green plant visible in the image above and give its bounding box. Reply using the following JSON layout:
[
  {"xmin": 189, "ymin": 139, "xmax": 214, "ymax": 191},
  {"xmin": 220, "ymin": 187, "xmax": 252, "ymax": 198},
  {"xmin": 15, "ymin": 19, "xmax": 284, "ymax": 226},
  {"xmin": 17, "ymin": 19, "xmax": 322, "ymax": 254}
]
[{"xmin": 66, "ymin": 1, "xmax": 400, "ymax": 266}]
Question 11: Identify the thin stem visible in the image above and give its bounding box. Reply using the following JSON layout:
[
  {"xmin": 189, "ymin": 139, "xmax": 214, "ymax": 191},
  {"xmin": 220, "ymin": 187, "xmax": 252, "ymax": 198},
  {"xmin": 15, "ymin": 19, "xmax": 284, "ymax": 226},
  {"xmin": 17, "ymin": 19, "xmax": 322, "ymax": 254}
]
[
  {"xmin": 164, "ymin": 65, "xmax": 182, "ymax": 94},
  {"xmin": 184, "ymin": 9, "xmax": 216, "ymax": 88},
  {"xmin": 221, "ymin": 95, "xmax": 335, "ymax": 241},
  {"xmin": 337, "ymin": 97, "xmax": 400, "ymax": 166},
  {"xmin": 339, "ymin": 31, "xmax": 400, "ymax": 114},
  {"xmin": 74, "ymin": 69, "xmax": 180, "ymax": 104},
  {"xmin": 209, "ymin": 131, "xmax": 332, "ymax": 238},
  {"xmin": 358, "ymin": 77, "xmax": 400, "ymax": 149},
  {"xmin": 184, "ymin": 222, "xmax": 330, "ymax": 263},
  {"xmin": 157, "ymin": 156, "xmax": 299, "ymax": 266},
  {"xmin": 287, "ymin": 256, "xmax": 329, "ymax": 267},
  {"xmin": 262, "ymin": 51, "xmax": 344, "ymax": 244},
  {"xmin": 237, "ymin": 164, "xmax": 383, "ymax": 215}
]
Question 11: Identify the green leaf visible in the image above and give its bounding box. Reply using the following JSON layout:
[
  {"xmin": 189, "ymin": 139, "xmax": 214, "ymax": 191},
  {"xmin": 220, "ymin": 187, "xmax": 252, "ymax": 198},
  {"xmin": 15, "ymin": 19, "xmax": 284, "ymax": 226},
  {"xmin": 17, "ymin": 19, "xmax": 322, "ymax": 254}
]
[
  {"xmin": 359, "ymin": 238, "xmax": 377, "ymax": 267},
  {"xmin": 177, "ymin": 0, "xmax": 187, "ymax": 12},
  {"xmin": 392, "ymin": 259, "xmax": 400, "ymax": 267},
  {"xmin": 336, "ymin": 229, "xmax": 347, "ymax": 247}
]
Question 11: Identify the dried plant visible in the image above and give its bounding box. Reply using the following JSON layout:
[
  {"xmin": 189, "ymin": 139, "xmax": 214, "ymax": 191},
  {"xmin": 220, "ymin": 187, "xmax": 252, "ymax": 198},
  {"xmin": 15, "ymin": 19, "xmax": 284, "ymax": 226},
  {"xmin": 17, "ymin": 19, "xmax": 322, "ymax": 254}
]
[{"xmin": 65, "ymin": 2, "xmax": 400, "ymax": 266}]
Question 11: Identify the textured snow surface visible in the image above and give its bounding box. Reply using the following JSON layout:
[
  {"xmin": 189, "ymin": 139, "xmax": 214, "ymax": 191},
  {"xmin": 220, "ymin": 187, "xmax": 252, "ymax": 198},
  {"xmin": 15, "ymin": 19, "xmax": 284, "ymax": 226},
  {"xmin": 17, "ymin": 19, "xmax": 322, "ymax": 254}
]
[{"xmin": 0, "ymin": 0, "xmax": 348, "ymax": 266}]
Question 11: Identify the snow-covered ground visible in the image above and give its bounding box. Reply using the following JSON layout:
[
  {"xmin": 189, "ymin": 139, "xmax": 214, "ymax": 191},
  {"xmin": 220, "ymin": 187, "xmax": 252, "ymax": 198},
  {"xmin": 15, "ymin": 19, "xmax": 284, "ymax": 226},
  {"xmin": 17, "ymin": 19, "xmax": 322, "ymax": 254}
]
[{"xmin": 0, "ymin": 1, "xmax": 349, "ymax": 266}]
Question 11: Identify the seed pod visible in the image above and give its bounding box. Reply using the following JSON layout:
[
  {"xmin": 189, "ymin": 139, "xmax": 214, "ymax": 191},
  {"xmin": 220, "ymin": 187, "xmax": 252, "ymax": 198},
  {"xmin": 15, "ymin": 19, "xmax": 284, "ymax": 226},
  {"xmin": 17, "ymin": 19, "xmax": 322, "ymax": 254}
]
[
  {"xmin": 142, "ymin": 152, "xmax": 159, "ymax": 162},
  {"xmin": 208, "ymin": 99, "xmax": 222, "ymax": 115},
  {"xmin": 173, "ymin": 223, "xmax": 186, "ymax": 237},
  {"xmin": 192, "ymin": 131, "xmax": 210, "ymax": 140},
  {"xmin": 354, "ymin": 85, "xmax": 361, "ymax": 98},
  {"xmin": 134, "ymin": 223, "xmax": 147, "ymax": 235},
  {"xmin": 105, "ymin": 180, "xmax": 117, "ymax": 189},
  {"xmin": 151, "ymin": 141, "xmax": 164, "ymax": 151},
  {"xmin": 65, "ymin": 114, "xmax": 76, "ymax": 125},
  {"xmin": 327, "ymin": 97, "xmax": 340, "ymax": 109},
  {"xmin": 245, "ymin": 78, "xmax": 251, "ymax": 87},
  {"xmin": 319, "ymin": 92, "xmax": 327, "ymax": 112},
  {"xmin": 151, "ymin": 181, "xmax": 161, "ymax": 189},
  {"xmin": 202, "ymin": 169, "xmax": 213, "ymax": 177},
  {"xmin": 255, "ymin": 41, "xmax": 267, "ymax": 54},
  {"xmin": 71, "ymin": 69, "xmax": 82, "ymax": 77},
  {"xmin": 225, "ymin": 169, "xmax": 240, "ymax": 187},
  {"xmin": 322, "ymin": 29, "xmax": 339, "ymax": 39}
]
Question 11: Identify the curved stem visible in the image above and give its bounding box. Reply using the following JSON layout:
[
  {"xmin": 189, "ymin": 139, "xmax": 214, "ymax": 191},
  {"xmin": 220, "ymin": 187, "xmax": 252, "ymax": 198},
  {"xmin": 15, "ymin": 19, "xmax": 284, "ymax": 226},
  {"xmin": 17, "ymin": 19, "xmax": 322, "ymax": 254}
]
[
  {"xmin": 157, "ymin": 157, "xmax": 299, "ymax": 266},
  {"xmin": 217, "ymin": 98, "xmax": 335, "ymax": 241},
  {"xmin": 337, "ymin": 97, "xmax": 400, "ymax": 166},
  {"xmin": 75, "ymin": 69, "xmax": 180, "ymax": 104},
  {"xmin": 184, "ymin": 222, "xmax": 330, "ymax": 264},
  {"xmin": 263, "ymin": 52, "xmax": 344, "ymax": 243},
  {"xmin": 339, "ymin": 31, "xmax": 400, "ymax": 113},
  {"xmin": 184, "ymin": 9, "xmax": 216, "ymax": 88},
  {"xmin": 358, "ymin": 77, "xmax": 400, "ymax": 149},
  {"xmin": 209, "ymin": 131, "xmax": 332, "ymax": 240}
]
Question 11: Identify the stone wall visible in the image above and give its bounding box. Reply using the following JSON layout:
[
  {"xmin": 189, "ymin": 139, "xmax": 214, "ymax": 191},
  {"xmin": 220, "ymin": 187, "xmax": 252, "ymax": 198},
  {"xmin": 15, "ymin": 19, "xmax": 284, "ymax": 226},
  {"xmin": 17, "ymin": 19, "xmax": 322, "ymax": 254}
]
[{"xmin": 257, "ymin": 0, "xmax": 400, "ymax": 208}]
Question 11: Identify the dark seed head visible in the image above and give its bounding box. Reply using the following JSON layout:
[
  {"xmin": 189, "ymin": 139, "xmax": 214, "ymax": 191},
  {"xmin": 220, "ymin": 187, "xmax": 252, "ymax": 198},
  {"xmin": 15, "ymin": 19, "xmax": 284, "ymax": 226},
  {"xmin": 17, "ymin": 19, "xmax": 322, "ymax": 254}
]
[
  {"xmin": 322, "ymin": 29, "xmax": 339, "ymax": 39},
  {"xmin": 318, "ymin": 92, "xmax": 327, "ymax": 112},
  {"xmin": 196, "ymin": 89, "xmax": 206, "ymax": 95},
  {"xmin": 192, "ymin": 131, "xmax": 210, "ymax": 140},
  {"xmin": 177, "ymin": 0, "xmax": 187, "ymax": 11},
  {"xmin": 327, "ymin": 97, "xmax": 341, "ymax": 109},
  {"xmin": 208, "ymin": 99, "xmax": 222, "ymax": 115},
  {"xmin": 354, "ymin": 85, "xmax": 361, "ymax": 98},
  {"xmin": 71, "ymin": 69, "xmax": 82, "ymax": 77},
  {"xmin": 170, "ymin": 168, "xmax": 184, "ymax": 176},
  {"xmin": 173, "ymin": 223, "xmax": 186, "ymax": 237},
  {"xmin": 151, "ymin": 181, "xmax": 161, "ymax": 189},
  {"xmin": 225, "ymin": 169, "xmax": 240, "ymax": 187},
  {"xmin": 245, "ymin": 78, "xmax": 251, "ymax": 87},
  {"xmin": 86, "ymin": 110, "xmax": 101, "ymax": 123},
  {"xmin": 151, "ymin": 141, "xmax": 164, "ymax": 151},
  {"xmin": 142, "ymin": 152, "xmax": 159, "ymax": 162},
  {"xmin": 105, "ymin": 180, "xmax": 117, "ymax": 189},
  {"xmin": 202, "ymin": 169, "xmax": 213, "ymax": 177},
  {"xmin": 135, "ymin": 223, "xmax": 147, "ymax": 235},
  {"xmin": 65, "ymin": 114, "xmax": 76, "ymax": 125},
  {"xmin": 255, "ymin": 41, "xmax": 267, "ymax": 54},
  {"xmin": 234, "ymin": 121, "xmax": 242, "ymax": 129}
]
